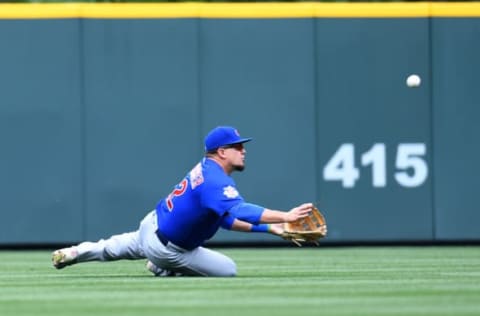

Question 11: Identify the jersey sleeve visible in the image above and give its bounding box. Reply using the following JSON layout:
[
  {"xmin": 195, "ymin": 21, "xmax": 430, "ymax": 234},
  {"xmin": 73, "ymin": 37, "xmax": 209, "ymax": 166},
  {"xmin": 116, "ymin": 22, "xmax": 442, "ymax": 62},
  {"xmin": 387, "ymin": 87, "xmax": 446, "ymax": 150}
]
[
  {"xmin": 228, "ymin": 202, "xmax": 265, "ymax": 225},
  {"xmin": 220, "ymin": 214, "xmax": 236, "ymax": 230}
]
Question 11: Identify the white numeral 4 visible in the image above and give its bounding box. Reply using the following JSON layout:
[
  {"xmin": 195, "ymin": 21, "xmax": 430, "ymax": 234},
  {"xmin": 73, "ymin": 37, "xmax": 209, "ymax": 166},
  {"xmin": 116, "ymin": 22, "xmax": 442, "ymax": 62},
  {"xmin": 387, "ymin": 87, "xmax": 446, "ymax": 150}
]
[{"xmin": 322, "ymin": 144, "xmax": 359, "ymax": 188}]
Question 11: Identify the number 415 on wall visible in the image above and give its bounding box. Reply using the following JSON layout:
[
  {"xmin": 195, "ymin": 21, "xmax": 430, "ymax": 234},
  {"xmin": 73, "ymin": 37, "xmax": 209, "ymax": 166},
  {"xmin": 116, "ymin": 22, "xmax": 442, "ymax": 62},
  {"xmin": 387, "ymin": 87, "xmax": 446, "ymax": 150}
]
[{"xmin": 323, "ymin": 143, "xmax": 428, "ymax": 188}]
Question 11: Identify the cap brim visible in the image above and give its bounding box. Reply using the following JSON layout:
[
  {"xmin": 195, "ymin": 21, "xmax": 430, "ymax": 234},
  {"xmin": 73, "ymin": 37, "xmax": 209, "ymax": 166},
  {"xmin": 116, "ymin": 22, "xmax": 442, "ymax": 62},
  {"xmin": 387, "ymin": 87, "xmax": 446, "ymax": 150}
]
[{"xmin": 229, "ymin": 137, "xmax": 252, "ymax": 145}]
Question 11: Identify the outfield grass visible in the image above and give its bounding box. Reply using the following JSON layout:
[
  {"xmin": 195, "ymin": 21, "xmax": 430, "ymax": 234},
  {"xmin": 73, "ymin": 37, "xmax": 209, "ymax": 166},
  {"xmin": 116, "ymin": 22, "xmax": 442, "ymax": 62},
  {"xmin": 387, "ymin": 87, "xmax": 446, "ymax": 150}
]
[{"xmin": 0, "ymin": 246, "xmax": 479, "ymax": 316}]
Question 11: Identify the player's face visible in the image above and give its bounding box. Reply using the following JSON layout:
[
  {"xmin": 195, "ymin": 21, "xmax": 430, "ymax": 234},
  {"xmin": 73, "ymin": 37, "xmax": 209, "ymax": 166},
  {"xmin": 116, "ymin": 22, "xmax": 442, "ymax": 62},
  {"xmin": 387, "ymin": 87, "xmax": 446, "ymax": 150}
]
[{"xmin": 223, "ymin": 143, "xmax": 246, "ymax": 172}]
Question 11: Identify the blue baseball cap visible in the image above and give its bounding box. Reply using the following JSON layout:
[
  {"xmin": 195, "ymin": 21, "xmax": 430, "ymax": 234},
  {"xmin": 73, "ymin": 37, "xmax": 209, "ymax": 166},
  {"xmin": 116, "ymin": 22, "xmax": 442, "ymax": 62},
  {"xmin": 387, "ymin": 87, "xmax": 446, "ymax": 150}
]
[{"xmin": 204, "ymin": 126, "xmax": 252, "ymax": 152}]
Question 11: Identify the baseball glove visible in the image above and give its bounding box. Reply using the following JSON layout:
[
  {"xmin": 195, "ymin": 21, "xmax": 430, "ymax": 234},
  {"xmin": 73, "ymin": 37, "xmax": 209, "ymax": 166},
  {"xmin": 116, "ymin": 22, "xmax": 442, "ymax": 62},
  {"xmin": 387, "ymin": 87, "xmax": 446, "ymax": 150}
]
[{"xmin": 281, "ymin": 206, "xmax": 327, "ymax": 246}]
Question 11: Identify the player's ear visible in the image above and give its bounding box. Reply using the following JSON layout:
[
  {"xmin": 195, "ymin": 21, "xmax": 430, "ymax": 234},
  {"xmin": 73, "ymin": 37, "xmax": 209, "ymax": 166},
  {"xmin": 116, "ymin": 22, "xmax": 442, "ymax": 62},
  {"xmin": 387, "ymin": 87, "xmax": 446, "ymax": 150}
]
[
  {"xmin": 216, "ymin": 147, "xmax": 229, "ymax": 159},
  {"xmin": 206, "ymin": 147, "xmax": 221, "ymax": 157}
]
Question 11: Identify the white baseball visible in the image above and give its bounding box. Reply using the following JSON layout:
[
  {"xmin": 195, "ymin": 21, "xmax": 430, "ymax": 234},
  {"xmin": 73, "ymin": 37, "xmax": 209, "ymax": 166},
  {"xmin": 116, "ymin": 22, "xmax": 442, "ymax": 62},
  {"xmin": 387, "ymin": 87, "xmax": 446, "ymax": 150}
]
[{"xmin": 406, "ymin": 74, "xmax": 421, "ymax": 88}]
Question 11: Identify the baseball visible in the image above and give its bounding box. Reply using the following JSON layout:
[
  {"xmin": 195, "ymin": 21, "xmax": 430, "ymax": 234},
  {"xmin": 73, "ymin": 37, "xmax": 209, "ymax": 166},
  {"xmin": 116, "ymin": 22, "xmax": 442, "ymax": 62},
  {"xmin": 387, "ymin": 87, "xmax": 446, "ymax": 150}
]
[{"xmin": 406, "ymin": 74, "xmax": 421, "ymax": 88}]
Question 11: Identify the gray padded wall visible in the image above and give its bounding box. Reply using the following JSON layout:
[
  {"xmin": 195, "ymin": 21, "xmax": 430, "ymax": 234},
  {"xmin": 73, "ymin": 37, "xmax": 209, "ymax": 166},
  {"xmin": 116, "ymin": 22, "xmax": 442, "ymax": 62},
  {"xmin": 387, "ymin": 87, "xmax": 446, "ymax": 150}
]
[
  {"xmin": 432, "ymin": 18, "xmax": 480, "ymax": 241},
  {"xmin": 315, "ymin": 19, "xmax": 433, "ymax": 241},
  {"xmin": 0, "ymin": 20, "xmax": 83, "ymax": 243},
  {"xmin": 0, "ymin": 15, "xmax": 479, "ymax": 244},
  {"xmin": 83, "ymin": 19, "xmax": 201, "ymax": 239}
]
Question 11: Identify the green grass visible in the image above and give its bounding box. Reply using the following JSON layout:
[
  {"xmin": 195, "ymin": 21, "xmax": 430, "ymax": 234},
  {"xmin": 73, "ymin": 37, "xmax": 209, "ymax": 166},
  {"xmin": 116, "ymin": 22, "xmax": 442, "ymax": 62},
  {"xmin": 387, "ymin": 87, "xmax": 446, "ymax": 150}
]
[{"xmin": 1, "ymin": 247, "xmax": 479, "ymax": 316}]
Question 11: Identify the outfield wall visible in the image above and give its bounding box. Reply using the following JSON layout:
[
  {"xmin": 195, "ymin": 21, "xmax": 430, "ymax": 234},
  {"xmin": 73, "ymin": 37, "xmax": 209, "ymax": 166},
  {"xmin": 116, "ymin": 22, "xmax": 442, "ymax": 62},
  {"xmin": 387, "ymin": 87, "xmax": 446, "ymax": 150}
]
[{"xmin": 0, "ymin": 3, "xmax": 479, "ymax": 245}]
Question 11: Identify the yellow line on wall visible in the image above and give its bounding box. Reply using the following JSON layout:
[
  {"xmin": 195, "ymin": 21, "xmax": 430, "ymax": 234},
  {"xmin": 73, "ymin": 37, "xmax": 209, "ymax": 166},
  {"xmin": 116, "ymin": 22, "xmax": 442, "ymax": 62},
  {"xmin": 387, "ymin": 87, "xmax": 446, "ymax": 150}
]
[
  {"xmin": 429, "ymin": 2, "xmax": 480, "ymax": 17},
  {"xmin": 0, "ymin": 2, "xmax": 480, "ymax": 19}
]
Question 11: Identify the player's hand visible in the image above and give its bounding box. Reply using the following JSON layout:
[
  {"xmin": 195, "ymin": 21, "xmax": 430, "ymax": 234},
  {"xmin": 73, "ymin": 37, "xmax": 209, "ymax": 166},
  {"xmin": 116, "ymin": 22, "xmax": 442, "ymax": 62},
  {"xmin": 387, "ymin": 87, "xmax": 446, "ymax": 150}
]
[
  {"xmin": 285, "ymin": 203, "xmax": 313, "ymax": 222},
  {"xmin": 268, "ymin": 223, "xmax": 285, "ymax": 236}
]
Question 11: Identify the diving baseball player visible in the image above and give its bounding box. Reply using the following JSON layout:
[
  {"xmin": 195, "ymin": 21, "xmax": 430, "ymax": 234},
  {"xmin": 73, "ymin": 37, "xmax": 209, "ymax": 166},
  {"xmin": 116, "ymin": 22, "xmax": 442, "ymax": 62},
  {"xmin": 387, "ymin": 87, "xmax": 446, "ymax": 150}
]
[{"xmin": 52, "ymin": 126, "xmax": 314, "ymax": 276}]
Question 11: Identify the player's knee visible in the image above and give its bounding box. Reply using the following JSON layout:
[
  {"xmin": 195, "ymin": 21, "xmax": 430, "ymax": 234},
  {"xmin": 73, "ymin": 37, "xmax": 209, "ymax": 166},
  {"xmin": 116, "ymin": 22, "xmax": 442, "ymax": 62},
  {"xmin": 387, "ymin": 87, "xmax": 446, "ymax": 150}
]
[
  {"xmin": 103, "ymin": 248, "xmax": 117, "ymax": 260},
  {"xmin": 221, "ymin": 261, "xmax": 237, "ymax": 277},
  {"xmin": 103, "ymin": 242, "xmax": 123, "ymax": 260},
  {"xmin": 226, "ymin": 267, "xmax": 237, "ymax": 277}
]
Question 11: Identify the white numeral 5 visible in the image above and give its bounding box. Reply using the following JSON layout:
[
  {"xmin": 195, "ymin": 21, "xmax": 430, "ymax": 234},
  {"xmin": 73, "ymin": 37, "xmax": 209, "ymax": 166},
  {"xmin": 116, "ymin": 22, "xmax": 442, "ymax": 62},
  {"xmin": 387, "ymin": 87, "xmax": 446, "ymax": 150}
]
[{"xmin": 395, "ymin": 143, "xmax": 428, "ymax": 187}]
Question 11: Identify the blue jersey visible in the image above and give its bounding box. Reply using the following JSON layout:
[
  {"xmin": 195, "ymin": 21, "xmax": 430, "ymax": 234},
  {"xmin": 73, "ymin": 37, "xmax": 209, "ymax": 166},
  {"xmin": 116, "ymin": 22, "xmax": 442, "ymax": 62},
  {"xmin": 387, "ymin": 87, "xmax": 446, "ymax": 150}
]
[{"xmin": 155, "ymin": 158, "xmax": 245, "ymax": 250}]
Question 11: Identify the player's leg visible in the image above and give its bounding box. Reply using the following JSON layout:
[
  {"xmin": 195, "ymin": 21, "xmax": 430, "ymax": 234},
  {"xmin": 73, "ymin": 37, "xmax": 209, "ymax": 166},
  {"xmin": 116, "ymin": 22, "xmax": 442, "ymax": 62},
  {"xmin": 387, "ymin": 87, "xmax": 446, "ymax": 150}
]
[
  {"xmin": 137, "ymin": 210, "xmax": 178, "ymax": 275},
  {"xmin": 52, "ymin": 230, "xmax": 145, "ymax": 269},
  {"xmin": 77, "ymin": 231, "xmax": 145, "ymax": 261},
  {"xmin": 167, "ymin": 245, "xmax": 237, "ymax": 277},
  {"xmin": 145, "ymin": 246, "xmax": 237, "ymax": 277},
  {"xmin": 138, "ymin": 210, "xmax": 236, "ymax": 277}
]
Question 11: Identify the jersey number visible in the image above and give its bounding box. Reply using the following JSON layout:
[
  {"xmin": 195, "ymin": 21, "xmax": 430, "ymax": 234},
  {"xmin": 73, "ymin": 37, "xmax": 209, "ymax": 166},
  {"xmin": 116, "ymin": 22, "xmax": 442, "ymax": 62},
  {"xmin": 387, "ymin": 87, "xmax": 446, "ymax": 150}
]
[{"xmin": 166, "ymin": 179, "xmax": 188, "ymax": 211}]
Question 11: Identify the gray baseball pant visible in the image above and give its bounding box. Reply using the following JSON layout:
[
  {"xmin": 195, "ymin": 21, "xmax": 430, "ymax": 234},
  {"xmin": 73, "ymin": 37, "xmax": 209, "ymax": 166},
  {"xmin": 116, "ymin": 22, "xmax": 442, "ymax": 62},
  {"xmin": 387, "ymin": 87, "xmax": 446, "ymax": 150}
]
[{"xmin": 74, "ymin": 211, "xmax": 237, "ymax": 277}]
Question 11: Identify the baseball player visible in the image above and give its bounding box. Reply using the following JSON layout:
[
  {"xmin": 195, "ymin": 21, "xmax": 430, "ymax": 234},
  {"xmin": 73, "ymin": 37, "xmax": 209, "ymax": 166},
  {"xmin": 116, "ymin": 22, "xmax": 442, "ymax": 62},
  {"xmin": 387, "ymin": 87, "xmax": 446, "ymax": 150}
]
[{"xmin": 52, "ymin": 126, "xmax": 314, "ymax": 277}]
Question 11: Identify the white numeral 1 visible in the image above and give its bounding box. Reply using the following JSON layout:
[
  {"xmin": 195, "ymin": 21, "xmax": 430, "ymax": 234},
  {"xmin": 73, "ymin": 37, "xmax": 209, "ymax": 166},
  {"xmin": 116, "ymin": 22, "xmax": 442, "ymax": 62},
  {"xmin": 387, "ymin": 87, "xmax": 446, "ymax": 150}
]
[{"xmin": 361, "ymin": 143, "xmax": 386, "ymax": 187}]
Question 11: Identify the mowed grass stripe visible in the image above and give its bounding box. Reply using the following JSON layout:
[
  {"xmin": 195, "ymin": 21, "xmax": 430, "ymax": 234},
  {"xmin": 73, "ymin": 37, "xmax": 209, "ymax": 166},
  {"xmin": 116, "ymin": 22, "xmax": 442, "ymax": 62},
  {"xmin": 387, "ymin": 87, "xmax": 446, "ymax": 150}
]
[{"xmin": 0, "ymin": 247, "xmax": 479, "ymax": 316}]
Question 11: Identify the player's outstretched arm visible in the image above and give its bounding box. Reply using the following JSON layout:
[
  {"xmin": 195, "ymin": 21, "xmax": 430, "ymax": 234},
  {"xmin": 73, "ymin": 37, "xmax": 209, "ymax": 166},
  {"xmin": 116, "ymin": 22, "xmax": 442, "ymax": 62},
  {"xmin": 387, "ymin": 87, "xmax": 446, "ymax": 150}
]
[
  {"xmin": 226, "ymin": 203, "xmax": 313, "ymax": 234},
  {"xmin": 259, "ymin": 203, "xmax": 313, "ymax": 223}
]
